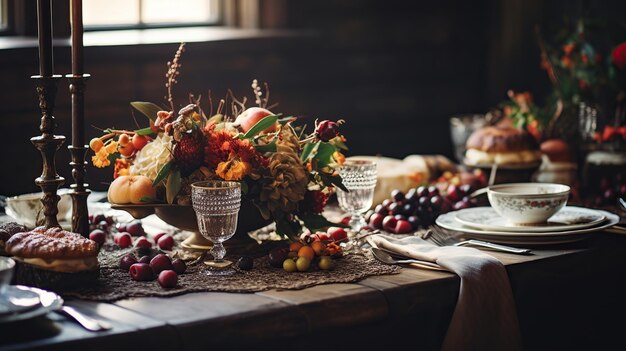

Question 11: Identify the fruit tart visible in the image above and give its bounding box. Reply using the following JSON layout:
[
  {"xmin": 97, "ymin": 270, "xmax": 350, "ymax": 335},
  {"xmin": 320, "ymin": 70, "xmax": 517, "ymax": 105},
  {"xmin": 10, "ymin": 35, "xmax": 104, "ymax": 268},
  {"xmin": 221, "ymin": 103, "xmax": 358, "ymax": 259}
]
[{"xmin": 5, "ymin": 226, "xmax": 100, "ymax": 289}]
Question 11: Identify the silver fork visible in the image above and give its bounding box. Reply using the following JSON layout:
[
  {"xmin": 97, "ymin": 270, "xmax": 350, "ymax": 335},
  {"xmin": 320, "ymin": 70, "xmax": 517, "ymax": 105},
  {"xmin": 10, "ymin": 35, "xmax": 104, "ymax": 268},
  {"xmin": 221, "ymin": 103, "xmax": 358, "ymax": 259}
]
[{"xmin": 424, "ymin": 225, "xmax": 532, "ymax": 255}]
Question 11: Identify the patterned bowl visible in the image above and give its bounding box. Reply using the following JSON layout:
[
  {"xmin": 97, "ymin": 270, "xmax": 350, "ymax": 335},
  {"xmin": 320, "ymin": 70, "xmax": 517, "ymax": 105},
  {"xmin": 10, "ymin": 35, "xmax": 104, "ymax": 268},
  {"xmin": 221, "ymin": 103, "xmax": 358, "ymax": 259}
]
[{"xmin": 487, "ymin": 183, "xmax": 570, "ymax": 225}]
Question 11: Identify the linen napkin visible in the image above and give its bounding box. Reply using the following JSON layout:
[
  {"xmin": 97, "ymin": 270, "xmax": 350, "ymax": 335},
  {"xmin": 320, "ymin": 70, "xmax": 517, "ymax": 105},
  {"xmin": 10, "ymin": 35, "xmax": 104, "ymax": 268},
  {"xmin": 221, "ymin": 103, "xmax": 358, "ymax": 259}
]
[{"xmin": 368, "ymin": 234, "xmax": 523, "ymax": 351}]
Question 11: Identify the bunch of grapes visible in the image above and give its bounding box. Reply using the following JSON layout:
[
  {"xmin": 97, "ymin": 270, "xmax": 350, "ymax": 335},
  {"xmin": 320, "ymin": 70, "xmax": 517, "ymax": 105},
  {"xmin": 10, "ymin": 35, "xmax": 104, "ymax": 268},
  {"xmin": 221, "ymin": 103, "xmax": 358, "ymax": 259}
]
[
  {"xmin": 367, "ymin": 183, "xmax": 478, "ymax": 234},
  {"xmin": 592, "ymin": 174, "xmax": 626, "ymax": 206}
]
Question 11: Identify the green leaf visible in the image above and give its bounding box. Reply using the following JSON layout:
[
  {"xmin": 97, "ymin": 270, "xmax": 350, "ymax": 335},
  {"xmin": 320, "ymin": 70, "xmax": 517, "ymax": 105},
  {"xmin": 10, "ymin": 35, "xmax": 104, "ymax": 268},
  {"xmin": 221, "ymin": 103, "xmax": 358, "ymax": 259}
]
[
  {"xmin": 107, "ymin": 152, "xmax": 120, "ymax": 164},
  {"xmin": 240, "ymin": 181, "xmax": 249, "ymax": 195},
  {"xmin": 134, "ymin": 127, "xmax": 155, "ymax": 136},
  {"xmin": 330, "ymin": 136, "xmax": 349, "ymax": 151},
  {"xmin": 139, "ymin": 196, "xmax": 156, "ymax": 203},
  {"xmin": 242, "ymin": 115, "xmax": 279, "ymax": 139},
  {"xmin": 152, "ymin": 161, "xmax": 174, "ymax": 187},
  {"xmin": 313, "ymin": 142, "xmax": 337, "ymax": 167},
  {"xmin": 254, "ymin": 141, "xmax": 277, "ymax": 153},
  {"xmin": 300, "ymin": 141, "xmax": 320, "ymax": 163},
  {"xmin": 130, "ymin": 101, "xmax": 162, "ymax": 122},
  {"xmin": 300, "ymin": 213, "xmax": 347, "ymax": 231},
  {"xmin": 165, "ymin": 169, "xmax": 182, "ymax": 204},
  {"xmin": 321, "ymin": 173, "xmax": 349, "ymax": 192}
]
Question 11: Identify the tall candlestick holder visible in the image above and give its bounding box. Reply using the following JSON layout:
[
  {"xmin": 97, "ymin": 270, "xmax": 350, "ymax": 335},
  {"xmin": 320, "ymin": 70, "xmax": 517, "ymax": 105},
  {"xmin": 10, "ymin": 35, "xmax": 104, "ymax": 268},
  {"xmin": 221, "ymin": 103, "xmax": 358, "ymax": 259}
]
[
  {"xmin": 67, "ymin": 74, "xmax": 91, "ymax": 237},
  {"xmin": 31, "ymin": 74, "xmax": 65, "ymax": 229}
]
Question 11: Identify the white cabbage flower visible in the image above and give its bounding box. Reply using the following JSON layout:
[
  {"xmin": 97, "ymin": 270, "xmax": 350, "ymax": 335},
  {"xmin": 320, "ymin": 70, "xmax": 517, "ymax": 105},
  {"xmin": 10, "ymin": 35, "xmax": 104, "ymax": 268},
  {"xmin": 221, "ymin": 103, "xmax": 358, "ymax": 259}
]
[{"xmin": 129, "ymin": 133, "xmax": 173, "ymax": 181}]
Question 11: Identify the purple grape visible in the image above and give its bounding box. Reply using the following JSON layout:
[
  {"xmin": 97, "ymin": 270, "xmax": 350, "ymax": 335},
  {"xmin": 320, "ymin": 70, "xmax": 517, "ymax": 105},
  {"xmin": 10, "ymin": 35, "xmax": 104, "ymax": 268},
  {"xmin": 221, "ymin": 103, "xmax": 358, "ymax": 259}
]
[
  {"xmin": 405, "ymin": 188, "xmax": 418, "ymax": 203},
  {"xmin": 391, "ymin": 189, "xmax": 405, "ymax": 202},
  {"xmin": 430, "ymin": 195, "xmax": 443, "ymax": 210},
  {"xmin": 407, "ymin": 215, "xmax": 421, "ymax": 230},
  {"xmin": 416, "ymin": 186, "xmax": 428, "ymax": 198},
  {"xmin": 427, "ymin": 186, "xmax": 439, "ymax": 198},
  {"xmin": 375, "ymin": 204, "xmax": 387, "ymax": 215},
  {"xmin": 394, "ymin": 214, "xmax": 407, "ymax": 221}
]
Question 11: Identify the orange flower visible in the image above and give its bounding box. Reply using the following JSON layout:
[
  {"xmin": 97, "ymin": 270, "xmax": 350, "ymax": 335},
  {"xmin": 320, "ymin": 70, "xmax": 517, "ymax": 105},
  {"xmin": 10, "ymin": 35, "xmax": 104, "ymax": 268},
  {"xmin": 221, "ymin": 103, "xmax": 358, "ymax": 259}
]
[
  {"xmin": 216, "ymin": 158, "xmax": 252, "ymax": 181},
  {"xmin": 114, "ymin": 158, "xmax": 131, "ymax": 179},
  {"xmin": 333, "ymin": 151, "xmax": 345, "ymax": 165},
  {"xmin": 561, "ymin": 56, "xmax": 573, "ymax": 69},
  {"xmin": 562, "ymin": 43, "xmax": 576, "ymax": 55}
]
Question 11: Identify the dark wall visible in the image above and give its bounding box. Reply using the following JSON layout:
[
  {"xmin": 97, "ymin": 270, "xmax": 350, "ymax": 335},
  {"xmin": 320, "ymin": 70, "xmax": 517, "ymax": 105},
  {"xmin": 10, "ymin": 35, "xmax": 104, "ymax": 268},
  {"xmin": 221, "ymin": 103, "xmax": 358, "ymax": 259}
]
[{"xmin": 1, "ymin": 0, "xmax": 625, "ymax": 196}]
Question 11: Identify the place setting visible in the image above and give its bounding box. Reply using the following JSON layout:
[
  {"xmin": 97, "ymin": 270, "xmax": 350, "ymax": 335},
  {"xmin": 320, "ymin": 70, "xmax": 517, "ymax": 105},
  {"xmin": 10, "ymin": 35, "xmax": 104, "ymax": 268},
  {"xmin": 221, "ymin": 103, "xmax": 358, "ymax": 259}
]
[{"xmin": 435, "ymin": 183, "xmax": 621, "ymax": 245}]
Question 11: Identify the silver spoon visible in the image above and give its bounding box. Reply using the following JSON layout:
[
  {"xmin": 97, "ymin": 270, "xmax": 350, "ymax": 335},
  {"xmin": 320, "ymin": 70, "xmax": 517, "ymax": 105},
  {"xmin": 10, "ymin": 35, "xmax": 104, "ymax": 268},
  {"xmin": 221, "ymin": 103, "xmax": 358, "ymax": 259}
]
[
  {"xmin": 370, "ymin": 247, "xmax": 443, "ymax": 270},
  {"xmin": 58, "ymin": 305, "xmax": 112, "ymax": 332}
]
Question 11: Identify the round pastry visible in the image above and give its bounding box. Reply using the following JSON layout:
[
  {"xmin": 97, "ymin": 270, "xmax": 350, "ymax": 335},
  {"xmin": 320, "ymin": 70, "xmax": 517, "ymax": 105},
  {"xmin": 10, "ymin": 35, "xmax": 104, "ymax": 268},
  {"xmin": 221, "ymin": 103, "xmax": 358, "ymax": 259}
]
[
  {"xmin": 540, "ymin": 139, "xmax": 573, "ymax": 163},
  {"xmin": 5, "ymin": 226, "xmax": 99, "ymax": 290},
  {"xmin": 464, "ymin": 126, "xmax": 541, "ymax": 166},
  {"xmin": 0, "ymin": 222, "xmax": 28, "ymax": 256}
]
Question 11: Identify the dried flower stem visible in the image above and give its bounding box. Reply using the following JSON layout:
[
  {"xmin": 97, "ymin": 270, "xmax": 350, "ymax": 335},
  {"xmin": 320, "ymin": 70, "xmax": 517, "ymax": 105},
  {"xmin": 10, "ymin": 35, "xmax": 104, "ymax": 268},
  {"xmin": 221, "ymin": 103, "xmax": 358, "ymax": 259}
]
[{"xmin": 165, "ymin": 42, "xmax": 186, "ymax": 112}]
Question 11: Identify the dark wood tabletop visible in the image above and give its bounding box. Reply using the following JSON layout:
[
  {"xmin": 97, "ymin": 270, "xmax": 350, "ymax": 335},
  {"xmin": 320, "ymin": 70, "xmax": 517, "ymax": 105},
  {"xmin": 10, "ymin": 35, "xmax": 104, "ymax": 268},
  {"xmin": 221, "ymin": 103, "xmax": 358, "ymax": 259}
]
[{"xmin": 3, "ymin": 228, "xmax": 626, "ymax": 351}]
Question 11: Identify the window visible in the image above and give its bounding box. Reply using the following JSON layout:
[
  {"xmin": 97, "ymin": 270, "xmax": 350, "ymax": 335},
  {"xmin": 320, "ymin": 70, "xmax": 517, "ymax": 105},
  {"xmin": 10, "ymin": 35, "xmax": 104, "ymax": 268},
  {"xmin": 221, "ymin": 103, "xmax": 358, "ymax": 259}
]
[
  {"xmin": 83, "ymin": 0, "xmax": 220, "ymax": 30},
  {"xmin": 0, "ymin": 0, "xmax": 6, "ymax": 30}
]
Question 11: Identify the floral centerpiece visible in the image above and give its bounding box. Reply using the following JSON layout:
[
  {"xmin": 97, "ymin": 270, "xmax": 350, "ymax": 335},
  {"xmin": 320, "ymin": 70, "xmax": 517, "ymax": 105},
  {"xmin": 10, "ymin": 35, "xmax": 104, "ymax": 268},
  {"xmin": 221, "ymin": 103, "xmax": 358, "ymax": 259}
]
[{"xmin": 89, "ymin": 43, "xmax": 348, "ymax": 239}]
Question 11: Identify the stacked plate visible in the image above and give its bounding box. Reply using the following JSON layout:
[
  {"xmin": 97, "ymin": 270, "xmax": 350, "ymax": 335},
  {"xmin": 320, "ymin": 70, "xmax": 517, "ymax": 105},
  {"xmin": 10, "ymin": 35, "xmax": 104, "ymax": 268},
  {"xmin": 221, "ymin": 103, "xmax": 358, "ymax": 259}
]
[
  {"xmin": 436, "ymin": 206, "xmax": 620, "ymax": 245},
  {"xmin": 0, "ymin": 285, "xmax": 63, "ymax": 323}
]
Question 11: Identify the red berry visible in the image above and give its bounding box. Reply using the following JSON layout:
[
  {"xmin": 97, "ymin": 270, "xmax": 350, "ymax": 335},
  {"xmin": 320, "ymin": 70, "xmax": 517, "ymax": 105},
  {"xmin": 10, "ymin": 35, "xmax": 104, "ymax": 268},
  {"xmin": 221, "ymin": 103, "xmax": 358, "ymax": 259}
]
[
  {"xmin": 134, "ymin": 237, "xmax": 152, "ymax": 250},
  {"xmin": 328, "ymin": 227, "xmax": 348, "ymax": 242},
  {"xmin": 317, "ymin": 233, "xmax": 331, "ymax": 241},
  {"xmin": 138, "ymin": 255, "xmax": 151, "ymax": 264},
  {"xmin": 89, "ymin": 229, "xmax": 106, "ymax": 246},
  {"xmin": 117, "ymin": 233, "xmax": 132, "ymax": 248},
  {"xmin": 119, "ymin": 254, "xmax": 137, "ymax": 271},
  {"xmin": 382, "ymin": 215, "xmax": 397, "ymax": 232},
  {"xmin": 129, "ymin": 263, "xmax": 154, "ymax": 281},
  {"xmin": 116, "ymin": 223, "xmax": 127, "ymax": 233},
  {"xmin": 446, "ymin": 184, "xmax": 460, "ymax": 202},
  {"xmin": 158, "ymin": 270, "xmax": 178, "ymax": 288},
  {"xmin": 340, "ymin": 216, "xmax": 351, "ymax": 225},
  {"xmin": 369, "ymin": 213, "xmax": 384, "ymax": 229},
  {"xmin": 153, "ymin": 232, "xmax": 167, "ymax": 244},
  {"xmin": 126, "ymin": 221, "xmax": 144, "ymax": 236},
  {"xmin": 150, "ymin": 254, "xmax": 173, "ymax": 274},
  {"xmin": 157, "ymin": 235, "xmax": 175, "ymax": 251},
  {"xmin": 394, "ymin": 220, "xmax": 413, "ymax": 234},
  {"xmin": 172, "ymin": 258, "xmax": 187, "ymax": 274}
]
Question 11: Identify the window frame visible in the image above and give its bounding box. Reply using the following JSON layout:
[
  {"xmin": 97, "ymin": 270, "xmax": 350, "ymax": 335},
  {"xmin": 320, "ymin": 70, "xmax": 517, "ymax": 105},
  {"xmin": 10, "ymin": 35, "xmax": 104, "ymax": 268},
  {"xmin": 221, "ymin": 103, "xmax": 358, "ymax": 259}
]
[{"xmin": 83, "ymin": 0, "xmax": 222, "ymax": 32}]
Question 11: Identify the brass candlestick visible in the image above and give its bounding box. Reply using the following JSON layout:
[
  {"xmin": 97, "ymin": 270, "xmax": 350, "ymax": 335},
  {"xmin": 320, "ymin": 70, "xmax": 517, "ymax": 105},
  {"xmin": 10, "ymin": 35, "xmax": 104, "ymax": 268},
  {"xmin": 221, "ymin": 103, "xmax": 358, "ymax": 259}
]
[
  {"xmin": 68, "ymin": 75, "xmax": 90, "ymax": 236},
  {"xmin": 31, "ymin": 75, "xmax": 65, "ymax": 229}
]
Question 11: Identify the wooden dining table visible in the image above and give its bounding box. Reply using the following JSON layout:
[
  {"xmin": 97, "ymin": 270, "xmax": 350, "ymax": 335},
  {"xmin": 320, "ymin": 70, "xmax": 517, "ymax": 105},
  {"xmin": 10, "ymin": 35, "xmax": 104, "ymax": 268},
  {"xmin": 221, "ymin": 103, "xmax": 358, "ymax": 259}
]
[{"xmin": 2, "ymin": 207, "xmax": 626, "ymax": 351}]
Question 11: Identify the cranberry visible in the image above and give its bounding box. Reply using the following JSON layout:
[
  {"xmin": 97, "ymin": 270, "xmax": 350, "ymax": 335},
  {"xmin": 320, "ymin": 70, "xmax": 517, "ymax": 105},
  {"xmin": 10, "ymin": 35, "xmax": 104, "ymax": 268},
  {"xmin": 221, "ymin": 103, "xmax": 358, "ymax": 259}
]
[
  {"xmin": 172, "ymin": 258, "xmax": 187, "ymax": 274},
  {"xmin": 150, "ymin": 254, "xmax": 173, "ymax": 274},
  {"xmin": 105, "ymin": 216, "xmax": 114, "ymax": 225},
  {"xmin": 446, "ymin": 184, "xmax": 460, "ymax": 202},
  {"xmin": 317, "ymin": 233, "xmax": 331, "ymax": 241},
  {"xmin": 116, "ymin": 223, "xmax": 127, "ymax": 233},
  {"xmin": 97, "ymin": 220, "xmax": 109, "ymax": 231},
  {"xmin": 117, "ymin": 233, "xmax": 132, "ymax": 248},
  {"xmin": 158, "ymin": 270, "xmax": 178, "ymax": 288},
  {"xmin": 369, "ymin": 213, "xmax": 384, "ymax": 229},
  {"xmin": 157, "ymin": 235, "xmax": 175, "ymax": 250},
  {"xmin": 382, "ymin": 215, "xmax": 397, "ymax": 232},
  {"xmin": 89, "ymin": 229, "xmax": 106, "ymax": 246},
  {"xmin": 134, "ymin": 237, "xmax": 152, "ymax": 250},
  {"xmin": 237, "ymin": 256, "xmax": 254, "ymax": 271},
  {"xmin": 394, "ymin": 220, "xmax": 413, "ymax": 234},
  {"xmin": 120, "ymin": 254, "xmax": 137, "ymax": 271},
  {"xmin": 129, "ymin": 263, "xmax": 154, "ymax": 281},
  {"xmin": 126, "ymin": 221, "xmax": 144, "ymax": 236},
  {"xmin": 94, "ymin": 214, "xmax": 106, "ymax": 224},
  {"xmin": 328, "ymin": 227, "xmax": 348, "ymax": 242},
  {"xmin": 138, "ymin": 255, "xmax": 151, "ymax": 264},
  {"xmin": 153, "ymin": 232, "xmax": 167, "ymax": 244}
]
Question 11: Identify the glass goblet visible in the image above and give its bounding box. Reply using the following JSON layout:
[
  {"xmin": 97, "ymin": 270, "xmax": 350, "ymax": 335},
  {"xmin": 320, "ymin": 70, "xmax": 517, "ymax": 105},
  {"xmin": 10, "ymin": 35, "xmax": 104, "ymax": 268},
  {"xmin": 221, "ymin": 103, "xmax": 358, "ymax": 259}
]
[
  {"xmin": 336, "ymin": 159, "xmax": 377, "ymax": 248},
  {"xmin": 191, "ymin": 180, "xmax": 242, "ymax": 276}
]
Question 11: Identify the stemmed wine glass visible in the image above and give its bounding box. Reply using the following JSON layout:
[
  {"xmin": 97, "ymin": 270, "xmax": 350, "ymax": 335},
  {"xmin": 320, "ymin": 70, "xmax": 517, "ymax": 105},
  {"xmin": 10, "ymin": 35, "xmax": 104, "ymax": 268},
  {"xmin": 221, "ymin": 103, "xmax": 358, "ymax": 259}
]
[
  {"xmin": 335, "ymin": 159, "xmax": 377, "ymax": 249},
  {"xmin": 191, "ymin": 180, "xmax": 242, "ymax": 276}
]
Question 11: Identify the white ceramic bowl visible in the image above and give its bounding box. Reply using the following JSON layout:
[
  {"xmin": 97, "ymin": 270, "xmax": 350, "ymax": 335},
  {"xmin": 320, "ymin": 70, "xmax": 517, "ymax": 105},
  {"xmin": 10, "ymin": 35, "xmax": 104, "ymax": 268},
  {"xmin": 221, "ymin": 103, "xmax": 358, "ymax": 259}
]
[
  {"xmin": 4, "ymin": 188, "xmax": 72, "ymax": 228},
  {"xmin": 487, "ymin": 183, "xmax": 570, "ymax": 225},
  {"xmin": 0, "ymin": 257, "xmax": 15, "ymax": 294}
]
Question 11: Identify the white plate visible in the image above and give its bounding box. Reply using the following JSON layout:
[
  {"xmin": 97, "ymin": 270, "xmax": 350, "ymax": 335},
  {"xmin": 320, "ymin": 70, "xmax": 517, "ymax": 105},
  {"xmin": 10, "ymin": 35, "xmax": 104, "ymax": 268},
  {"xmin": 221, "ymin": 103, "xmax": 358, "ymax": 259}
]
[
  {"xmin": 435, "ymin": 208, "xmax": 620, "ymax": 245},
  {"xmin": 0, "ymin": 285, "xmax": 63, "ymax": 323},
  {"xmin": 0, "ymin": 286, "xmax": 41, "ymax": 316},
  {"xmin": 454, "ymin": 206, "xmax": 606, "ymax": 233}
]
